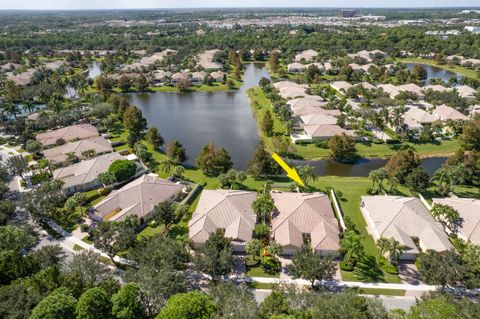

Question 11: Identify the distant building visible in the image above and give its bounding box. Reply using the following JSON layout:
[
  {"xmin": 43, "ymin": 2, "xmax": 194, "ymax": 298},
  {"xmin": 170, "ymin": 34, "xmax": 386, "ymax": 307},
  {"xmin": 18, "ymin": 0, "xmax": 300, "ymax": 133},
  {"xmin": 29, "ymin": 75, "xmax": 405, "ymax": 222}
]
[{"xmin": 339, "ymin": 9, "xmax": 357, "ymax": 18}]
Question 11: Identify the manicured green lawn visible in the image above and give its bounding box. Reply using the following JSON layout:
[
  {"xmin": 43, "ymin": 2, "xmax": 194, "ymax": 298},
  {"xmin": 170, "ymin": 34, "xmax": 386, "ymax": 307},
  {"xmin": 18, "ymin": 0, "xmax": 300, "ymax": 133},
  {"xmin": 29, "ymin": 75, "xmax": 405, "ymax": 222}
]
[
  {"xmin": 397, "ymin": 57, "xmax": 480, "ymax": 79},
  {"xmin": 311, "ymin": 176, "xmax": 411, "ymax": 283},
  {"xmin": 73, "ymin": 244, "xmax": 84, "ymax": 251},
  {"xmin": 355, "ymin": 288, "xmax": 406, "ymax": 296}
]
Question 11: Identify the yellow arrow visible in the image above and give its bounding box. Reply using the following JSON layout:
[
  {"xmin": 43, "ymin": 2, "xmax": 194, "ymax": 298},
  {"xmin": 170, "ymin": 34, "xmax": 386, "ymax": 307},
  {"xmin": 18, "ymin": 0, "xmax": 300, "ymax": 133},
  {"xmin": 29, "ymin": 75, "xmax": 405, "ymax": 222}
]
[{"xmin": 271, "ymin": 153, "xmax": 305, "ymax": 187}]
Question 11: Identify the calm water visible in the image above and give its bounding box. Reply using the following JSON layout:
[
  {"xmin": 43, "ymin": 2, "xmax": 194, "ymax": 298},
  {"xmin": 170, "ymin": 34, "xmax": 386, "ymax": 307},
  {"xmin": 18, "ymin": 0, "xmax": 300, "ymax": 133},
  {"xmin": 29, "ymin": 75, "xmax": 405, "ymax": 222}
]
[
  {"xmin": 289, "ymin": 157, "xmax": 446, "ymax": 177},
  {"xmin": 128, "ymin": 63, "xmax": 269, "ymax": 170},
  {"xmin": 405, "ymin": 63, "xmax": 461, "ymax": 85},
  {"xmin": 127, "ymin": 63, "xmax": 446, "ymax": 175}
]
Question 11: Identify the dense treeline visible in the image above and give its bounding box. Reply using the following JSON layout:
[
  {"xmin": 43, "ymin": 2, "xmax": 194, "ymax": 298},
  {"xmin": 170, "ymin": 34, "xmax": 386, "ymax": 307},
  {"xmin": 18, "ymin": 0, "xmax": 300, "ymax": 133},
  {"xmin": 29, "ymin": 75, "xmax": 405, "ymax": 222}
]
[{"xmin": 1, "ymin": 22, "xmax": 480, "ymax": 59}]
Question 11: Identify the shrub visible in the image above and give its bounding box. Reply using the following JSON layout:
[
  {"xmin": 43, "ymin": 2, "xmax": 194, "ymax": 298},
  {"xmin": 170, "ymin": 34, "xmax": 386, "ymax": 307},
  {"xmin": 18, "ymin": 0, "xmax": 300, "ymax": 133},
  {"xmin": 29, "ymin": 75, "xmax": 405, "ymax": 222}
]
[
  {"xmin": 98, "ymin": 188, "xmax": 110, "ymax": 196},
  {"xmin": 373, "ymin": 139, "xmax": 384, "ymax": 144},
  {"xmin": 30, "ymin": 172, "xmax": 52, "ymax": 185},
  {"xmin": 108, "ymin": 160, "xmax": 136, "ymax": 183},
  {"xmin": 377, "ymin": 257, "xmax": 398, "ymax": 274},
  {"xmin": 314, "ymin": 140, "xmax": 329, "ymax": 149},
  {"xmin": 80, "ymin": 224, "xmax": 90, "ymax": 233},
  {"xmin": 386, "ymin": 139, "xmax": 401, "ymax": 144},
  {"xmin": 339, "ymin": 260, "xmax": 355, "ymax": 271}
]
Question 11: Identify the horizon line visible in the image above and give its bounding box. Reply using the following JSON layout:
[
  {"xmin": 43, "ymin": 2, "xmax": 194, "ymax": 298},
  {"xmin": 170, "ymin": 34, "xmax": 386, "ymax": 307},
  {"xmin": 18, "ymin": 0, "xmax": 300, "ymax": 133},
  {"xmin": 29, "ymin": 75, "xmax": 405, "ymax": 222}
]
[{"xmin": 1, "ymin": 6, "xmax": 480, "ymax": 11}]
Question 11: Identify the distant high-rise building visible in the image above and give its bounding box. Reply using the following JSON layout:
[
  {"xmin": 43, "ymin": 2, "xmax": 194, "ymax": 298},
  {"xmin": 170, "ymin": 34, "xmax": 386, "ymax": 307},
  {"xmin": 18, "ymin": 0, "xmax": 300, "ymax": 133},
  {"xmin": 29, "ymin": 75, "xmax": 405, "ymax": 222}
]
[{"xmin": 339, "ymin": 10, "xmax": 357, "ymax": 18}]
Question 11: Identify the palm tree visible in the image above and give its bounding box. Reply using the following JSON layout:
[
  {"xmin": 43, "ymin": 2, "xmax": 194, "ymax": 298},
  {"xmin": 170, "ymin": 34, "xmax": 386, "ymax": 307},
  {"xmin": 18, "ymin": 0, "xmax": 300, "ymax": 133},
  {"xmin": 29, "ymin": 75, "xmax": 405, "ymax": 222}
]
[
  {"xmin": 3, "ymin": 102, "xmax": 20, "ymax": 119},
  {"xmin": 431, "ymin": 204, "xmax": 461, "ymax": 233},
  {"xmin": 267, "ymin": 240, "xmax": 283, "ymax": 260},
  {"xmin": 6, "ymin": 155, "xmax": 28, "ymax": 181},
  {"xmin": 386, "ymin": 239, "xmax": 409, "ymax": 266},
  {"xmin": 298, "ymin": 165, "xmax": 317, "ymax": 187},
  {"xmin": 340, "ymin": 230, "xmax": 364, "ymax": 266},
  {"xmin": 376, "ymin": 237, "xmax": 391, "ymax": 256},
  {"xmin": 160, "ymin": 159, "xmax": 176, "ymax": 174},
  {"xmin": 22, "ymin": 100, "xmax": 36, "ymax": 115},
  {"xmin": 252, "ymin": 194, "xmax": 274, "ymax": 223}
]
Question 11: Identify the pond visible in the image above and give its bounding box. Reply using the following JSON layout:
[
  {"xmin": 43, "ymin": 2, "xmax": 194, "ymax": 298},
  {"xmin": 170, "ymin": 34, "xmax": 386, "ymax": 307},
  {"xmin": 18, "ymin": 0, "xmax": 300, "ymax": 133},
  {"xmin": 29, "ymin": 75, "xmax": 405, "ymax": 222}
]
[
  {"xmin": 127, "ymin": 63, "xmax": 447, "ymax": 176},
  {"xmin": 128, "ymin": 63, "xmax": 268, "ymax": 170},
  {"xmin": 289, "ymin": 156, "xmax": 446, "ymax": 177},
  {"xmin": 405, "ymin": 63, "xmax": 462, "ymax": 85}
]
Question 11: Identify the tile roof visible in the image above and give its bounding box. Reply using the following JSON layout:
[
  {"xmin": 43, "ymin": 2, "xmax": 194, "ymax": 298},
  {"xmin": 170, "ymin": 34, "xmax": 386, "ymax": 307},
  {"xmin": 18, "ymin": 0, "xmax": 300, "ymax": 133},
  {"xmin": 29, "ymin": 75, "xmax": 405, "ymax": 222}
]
[
  {"xmin": 271, "ymin": 192, "xmax": 340, "ymax": 252},
  {"xmin": 36, "ymin": 124, "xmax": 99, "ymax": 146},
  {"xmin": 43, "ymin": 136, "xmax": 113, "ymax": 164},
  {"xmin": 188, "ymin": 190, "xmax": 257, "ymax": 244},
  {"xmin": 92, "ymin": 174, "xmax": 183, "ymax": 221},
  {"xmin": 361, "ymin": 196, "xmax": 452, "ymax": 253}
]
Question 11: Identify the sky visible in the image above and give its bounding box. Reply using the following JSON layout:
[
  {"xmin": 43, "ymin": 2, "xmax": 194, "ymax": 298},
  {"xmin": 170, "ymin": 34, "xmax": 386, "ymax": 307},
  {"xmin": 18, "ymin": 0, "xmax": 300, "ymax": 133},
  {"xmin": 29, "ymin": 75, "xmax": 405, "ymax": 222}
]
[{"xmin": 0, "ymin": 0, "xmax": 478, "ymax": 10}]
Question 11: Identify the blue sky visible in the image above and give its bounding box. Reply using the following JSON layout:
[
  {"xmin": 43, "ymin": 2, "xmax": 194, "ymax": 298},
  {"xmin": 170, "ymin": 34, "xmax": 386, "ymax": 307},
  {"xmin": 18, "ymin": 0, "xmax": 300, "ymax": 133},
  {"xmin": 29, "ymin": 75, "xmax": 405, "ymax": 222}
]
[{"xmin": 0, "ymin": 0, "xmax": 478, "ymax": 10}]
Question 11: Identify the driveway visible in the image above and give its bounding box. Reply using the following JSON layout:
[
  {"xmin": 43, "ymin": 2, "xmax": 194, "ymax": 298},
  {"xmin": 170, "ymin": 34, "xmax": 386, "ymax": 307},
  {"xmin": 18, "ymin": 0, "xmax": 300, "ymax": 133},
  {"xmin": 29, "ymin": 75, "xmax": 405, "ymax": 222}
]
[{"xmin": 398, "ymin": 262, "xmax": 423, "ymax": 285}]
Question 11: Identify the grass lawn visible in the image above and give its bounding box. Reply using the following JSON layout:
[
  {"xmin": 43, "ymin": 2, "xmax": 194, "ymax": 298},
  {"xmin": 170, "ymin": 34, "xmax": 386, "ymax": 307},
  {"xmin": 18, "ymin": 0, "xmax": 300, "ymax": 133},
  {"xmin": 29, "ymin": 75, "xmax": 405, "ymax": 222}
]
[
  {"xmin": 73, "ymin": 244, "xmax": 84, "ymax": 251},
  {"xmin": 246, "ymin": 282, "xmax": 275, "ymax": 289},
  {"xmin": 246, "ymin": 256, "xmax": 281, "ymax": 278},
  {"xmin": 355, "ymin": 288, "xmax": 406, "ymax": 296},
  {"xmin": 397, "ymin": 57, "xmax": 480, "ymax": 79},
  {"xmin": 310, "ymin": 176, "xmax": 410, "ymax": 283},
  {"xmin": 82, "ymin": 235, "xmax": 93, "ymax": 244}
]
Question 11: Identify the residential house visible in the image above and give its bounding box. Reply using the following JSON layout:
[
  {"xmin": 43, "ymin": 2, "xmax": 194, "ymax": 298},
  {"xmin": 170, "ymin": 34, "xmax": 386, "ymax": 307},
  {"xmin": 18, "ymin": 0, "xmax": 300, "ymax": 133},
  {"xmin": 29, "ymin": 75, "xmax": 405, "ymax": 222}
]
[
  {"xmin": 44, "ymin": 60, "xmax": 66, "ymax": 71},
  {"xmin": 270, "ymin": 192, "xmax": 340, "ymax": 255},
  {"xmin": 188, "ymin": 190, "xmax": 257, "ymax": 252},
  {"xmin": 6, "ymin": 69, "xmax": 36, "ymax": 86},
  {"xmin": 43, "ymin": 136, "xmax": 113, "ymax": 164},
  {"xmin": 196, "ymin": 50, "xmax": 222, "ymax": 70},
  {"xmin": 91, "ymin": 173, "xmax": 184, "ymax": 222},
  {"xmin": 53, "ymin": 152, "xmax": 124, "ymax": 195},
  {"xmin": 210, "ymin": 70, "xmax": 226, "ymax": 82},
  {"xmin": 122, "ymin": 49, "xmax": 177, "ymax": 72},
  {"xmin": 151, "ymin": 70, "xmax": 171, "ymax": 85},
  {"xmin": 287, "ymin": 62, "xmax": 306, "ymax": 73},
  {"xmin": 470, "ymin": 105, "xmax": 480, "ymax": 118},
  {"xmin": 36, "ymin": 124, "xmax": 99, "ymax": 147},
  {"xmin": 330, "ymin": 81, "xmax": 353, "ymax": 94},
  {"xmin": 360, "ymin": 196, "xmax": 453, "ymax": 260},
  {"xmin": 423, "ymin": 85, "xmax": 451, "ymax": 93},
  {"xmin": 355, "ymin": 82, "xmax": 376, "ymax": 91},
  {"xmin": 432, "ymin": 104, "xmax": 468, "ymax": 122},
  {"xmin": 456, "ymin": 85, "xmax": 477, "ymax": 99},
  {"xmin": 299, "ymin": 114, "xmax": 339, "ymax": 126},
  {"xmin": 191, "ymin": 71, "xmax": 207, "ymax": 84},
  {"xmin": 403, "ymin": 108, "xmax": 440, "ymax": 131},
  {"xmin": 294, "ymin": 49, "xmax": 318, "ymax": 62},
  {"xmin": 1, "ymin": 63, "xmax": 21, "ymax": 72},
  {"xmin": 171, "ymin": 72, "xmax": 189, "ymax": 85},
  {"xmin": 432, "ymin": 198, "xmax": 480, "ymax": 245},
  {"xmin": 302, "ymin": 124, "xmax": 354, "ymax": 141}
]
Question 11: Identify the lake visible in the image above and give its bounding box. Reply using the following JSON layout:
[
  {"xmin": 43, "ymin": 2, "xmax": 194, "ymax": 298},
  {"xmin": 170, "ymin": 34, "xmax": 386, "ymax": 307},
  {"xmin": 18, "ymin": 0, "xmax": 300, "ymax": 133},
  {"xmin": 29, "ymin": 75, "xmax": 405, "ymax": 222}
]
[
  {"xmin": 128, "ymin": 63, "xmax": 446, "ymax": 176},
  {"xmin": 405, "ymin": 63, "xmax": 462, "ymax": 85},
  {"xmin": 128, "ymin": 63, "xmax": 268, "ymax": 170},
  {"xmin": 288, "ymin": 157, "xmax": 446, "ymax": 177}
]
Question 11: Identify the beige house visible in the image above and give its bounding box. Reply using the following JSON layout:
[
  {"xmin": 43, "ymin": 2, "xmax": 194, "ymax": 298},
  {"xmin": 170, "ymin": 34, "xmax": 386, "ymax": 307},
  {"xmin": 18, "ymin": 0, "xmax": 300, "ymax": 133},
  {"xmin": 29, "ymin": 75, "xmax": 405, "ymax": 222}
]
[
  {"xmin": 361, "ymin": 196, "xmax": 453, "ymax": 260},
  {"xmin": 456, "ymin": 85, "xmax": 477, "ymax": 99},
  {"xmin": 196, "ymin": 49, "xmax": 222, "ymax": 70},
  {"xmin": 299, "ymin": 114, "xmax": 338, "ymax": 126},
  {"xmin": 171, "ymin": 72, "xmax": 189, "ymax": 84},
  {"xmin": 330, "ymin": 81, "xmax": 353, "ymax": 94},
  {"xmin": 188, "ymin": 190, "xmax": 257, "ymax": 252},
  {"xmin": 432, "ymin": 104, "xmax": 468, "ymax": 122},
  {"xmin": 91, "ymin": 174, "xmax": 183, "ymax": 222},
  {"xmin": 271, "ymin": 192, "xmax": 340, "ymax": 255},
  {"xmin": 303, "ymin": 124, "xmax": 354, "ymax": 141},
  {"xmin": 6, "ymin": 69, "xmax": 36, "ymax": 86},
  {"xmin": 403, "ymin": 108, "xmax": 440, "ymax": 131},
  {"xmin": 122, "ymin": 49, "xmax": 177, "ymax": 72},
  {"xmin": 36, "ymin": 124, "xmax": 99, "ymax": 146},
  {"xmin": 44, "ymin": 60, "xmax": 66, "ymax": 71},
  {"xmin": 53, "ymin": 152, "xmax": 124, "ymax": 195},
  {"xmin": 287, "ymin": 62, "xmax": 306, "ymax": 73},
  {"xmin": 432, "ymin": 198, "xmax": 480, "ymax": 245},
  {"xmin": 43, "ymin": 136, "xmax": 113, "ymax": 164},
  {"xmin": 210, "ymin": 71, "xmax": 226, "ymax": 82},
  {"xmin": 191, "ymin": 71, "xmax": 207, "ymax": 84},
  {"xmin": 294, "ymin": 49, "xmax": 318, "ymax": 62}
]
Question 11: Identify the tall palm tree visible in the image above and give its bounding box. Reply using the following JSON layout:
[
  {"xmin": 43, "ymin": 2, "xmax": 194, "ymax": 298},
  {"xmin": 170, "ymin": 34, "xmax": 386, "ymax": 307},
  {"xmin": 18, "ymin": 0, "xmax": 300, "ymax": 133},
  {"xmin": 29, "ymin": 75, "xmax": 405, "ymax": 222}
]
[
  {"xmin": 387, "ymin": 239, "xmax": 409, "ymax": 266},
  {"xmin": 3, "ymin": 102, "xmax": 20, "ymax": 119},
  {"xmin": 298, "ymin": 165, "xmax": 317, "ymax": 187},
  {"xmin": 252, "ymin": 194, "xmax": 274, "ymax": 224},
  {"xmin": 6, "ymin": 155, "xmax": 28, "ymax": 181}
]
